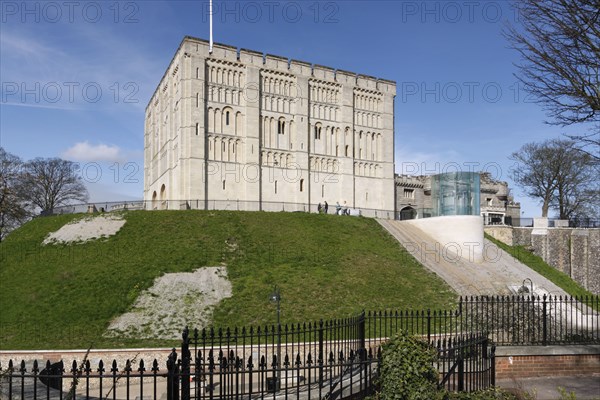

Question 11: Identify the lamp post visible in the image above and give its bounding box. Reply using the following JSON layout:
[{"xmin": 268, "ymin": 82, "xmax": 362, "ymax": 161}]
[{"xmin": 269, "ymin": 285, "xmax": 281, "ymax": 391}]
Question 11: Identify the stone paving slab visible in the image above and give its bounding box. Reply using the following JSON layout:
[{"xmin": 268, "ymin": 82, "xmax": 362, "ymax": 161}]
[{"xmin": 496, "ymin": 376, "xmax": 600, "ymax": 400}]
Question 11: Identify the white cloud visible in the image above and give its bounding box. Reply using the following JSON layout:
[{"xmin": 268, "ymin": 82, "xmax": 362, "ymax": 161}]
[{"xmin": 62, "ymin": 141, "xmax": 124, "ymax": 162}]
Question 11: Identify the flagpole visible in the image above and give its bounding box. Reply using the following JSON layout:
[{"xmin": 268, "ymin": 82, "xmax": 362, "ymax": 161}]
[{"xmin": 209, "ymin": 0, "xmax": 213, "ymax": 53}]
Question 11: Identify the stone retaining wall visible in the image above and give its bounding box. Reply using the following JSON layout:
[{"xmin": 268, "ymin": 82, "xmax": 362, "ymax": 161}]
[{"xmin": 485, "ymin": 226, "xmax": 600, "ymax": 294}]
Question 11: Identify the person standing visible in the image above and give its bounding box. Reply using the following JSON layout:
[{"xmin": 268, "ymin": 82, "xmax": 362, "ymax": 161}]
[
  {"xmin": 324, "ymin": 201, "xmax": 329, "ymax": 214},
  {"xmin": 318, "ymin": 203, "xmax": 322, "ymax": 214}
]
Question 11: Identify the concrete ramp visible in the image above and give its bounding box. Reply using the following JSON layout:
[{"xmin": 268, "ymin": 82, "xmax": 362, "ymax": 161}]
[{"xmin": 378, "ymin": 219, "xmax": 568, "ymax": 297}]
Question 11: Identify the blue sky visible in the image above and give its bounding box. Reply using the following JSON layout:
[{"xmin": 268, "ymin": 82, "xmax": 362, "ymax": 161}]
[{"xmin": 1, "ymin": 0, "xmax": 588, "ymax": 216}]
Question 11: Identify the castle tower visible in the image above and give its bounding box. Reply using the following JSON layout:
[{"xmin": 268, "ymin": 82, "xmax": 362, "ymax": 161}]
[{"xmin": 144, "ymin": 36, "xmax": 396, "ymax": 217}]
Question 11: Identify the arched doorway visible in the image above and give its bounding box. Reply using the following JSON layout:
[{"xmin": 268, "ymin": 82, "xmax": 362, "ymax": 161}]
[{"xmin": 399, "ymin": 206, "xmax": 417, "ymax": 221}]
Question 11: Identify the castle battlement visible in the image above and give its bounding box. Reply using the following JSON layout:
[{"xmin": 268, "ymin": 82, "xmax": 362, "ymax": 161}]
[{"xmin": 147, "ymin": 36, "xmax": 396, "ymax": 110}]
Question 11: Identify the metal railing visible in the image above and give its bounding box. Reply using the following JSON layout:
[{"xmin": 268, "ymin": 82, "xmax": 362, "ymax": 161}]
[
  {"xmin": 49, "ymin": 199, "xmax": 396, "ymax": 220},
  {"xmin": 1, "ymin": 296, "xmax": 597, "ymax": 399},
  {"xmin": 436, "ymin": 335, "xmax": 495, "ymax": 392},
  {"xmin": 510, "ymin": 217, "xmax": 600, "ymax": 228},
  {"xmin": 366, "ymin": 295, "xmax": 599, "ymax": 347}
]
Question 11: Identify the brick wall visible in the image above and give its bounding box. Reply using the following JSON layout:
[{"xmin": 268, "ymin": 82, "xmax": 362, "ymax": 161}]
[{"xmin": 495, "ymin": 346, "xmax": 600, "ymax": 379}]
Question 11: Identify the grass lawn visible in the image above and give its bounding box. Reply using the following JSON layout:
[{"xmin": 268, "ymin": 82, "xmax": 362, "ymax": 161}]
[{"xmin": 0, "ymin": 211, "xmax": 456, "ymax": 350}]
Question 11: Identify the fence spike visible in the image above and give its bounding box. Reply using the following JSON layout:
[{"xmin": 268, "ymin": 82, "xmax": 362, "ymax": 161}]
[
  {"xmin": 32, "ymin": 360, "xmax": 39, "ymax": 373},
  {"xmin": 20, "ymin": 360, "xmax": 26, "ymax": 373},
  {"xmin": 111, "ymin": 359, "xmax": 118, "ymax": 373},
  {"xmin": 139, "ymin": 359, "xmax": 145, "ymax": 373},
  {"xmin": 72, "ymin": 360, "xmax": 78, "ymax": 374},
  {"xmin": 295, "ymin": 354, "xmax": 302, "ymax": 367},
  {"xmin": 247, "ymin": 355, "xmax": 254, "ymax": 370}
]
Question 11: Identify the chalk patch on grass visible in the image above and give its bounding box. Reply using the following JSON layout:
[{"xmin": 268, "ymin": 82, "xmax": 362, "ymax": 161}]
[
  {"xmin": 105, "ymin": 267, "xmax": 232, "ymax": 340},
  {"xmin": 43, "ymin": 214, "xmax": 126, "ymax": 245}
]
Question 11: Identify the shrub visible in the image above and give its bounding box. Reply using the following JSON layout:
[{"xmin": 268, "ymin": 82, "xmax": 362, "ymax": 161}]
[{"xmin": 376, "ymin": 330, "xmax": 441, "ymax": 400}]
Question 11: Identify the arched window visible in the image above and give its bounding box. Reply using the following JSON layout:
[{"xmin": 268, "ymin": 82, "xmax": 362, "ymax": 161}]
[
  {"xmin": 345, "ymin": 145, "xmax": 349, "ymax": 157},
  {"xmin": 226, "ymin": 111, "xmax": 230, "ymax": 126},
  {"xmin": 300, "ymin": 179, "xmax": 304, "ymax": 192},
  {"xmin": 321, "ymin": 184, "xmax": 325, "ymax": 198},
  {"xmin": 223, "ymin": 180, "xmax": 226, "ymax": 190},
  {"xmin": 195, "ymin": 123, "xmax": 199, "ymax": 136},
  {"xmin": 275, "ymin": 180, "xmax": 278, "ymax": 194},
  {"xmin": 314, "ymin": 125, "xmax": 322, "ymax": 140}
]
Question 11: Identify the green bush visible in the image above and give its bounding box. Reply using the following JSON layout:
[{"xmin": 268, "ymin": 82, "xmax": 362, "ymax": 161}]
[
  {"xmin": 372, "ymin": 330, "xmax": 526, "ymax": 400},
  {"xmin": 376, "ymin": 330, "xmax": 441, "ymax": 400}
]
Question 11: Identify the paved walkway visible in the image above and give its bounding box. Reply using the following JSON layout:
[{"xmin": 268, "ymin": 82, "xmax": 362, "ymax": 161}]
[
  {"xmin": 378, "ymin": 219, "xmax": 568, "ymax": 296},
  {"xmin": 496, "ymin": 376, "xmax": 600, "ymax": 400}
]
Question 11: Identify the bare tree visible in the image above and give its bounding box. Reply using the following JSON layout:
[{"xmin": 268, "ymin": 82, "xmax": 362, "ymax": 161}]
[
  {"xmin": 510, "ymin": 139, "xmax": 597, "ymax": 218},
  {"xmin": 550, "ymin": 148, "xmax": 598, "ymax": 219},
  {"xmin": 505, "ymin": 0, "xmax": 600, "ymax": 160},
  {"xmin": 0, "ymin": 148, "xmax": 30, "ymax": 241},
  {"xmin": 20, "ymin": 158, "xmax": 89, "ymax": 213}
]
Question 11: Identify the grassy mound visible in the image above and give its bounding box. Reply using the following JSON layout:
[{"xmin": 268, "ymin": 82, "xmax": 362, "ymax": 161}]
[{"xmin": 0, "ymin": 211, "xmax": 456, "ymax": 349}]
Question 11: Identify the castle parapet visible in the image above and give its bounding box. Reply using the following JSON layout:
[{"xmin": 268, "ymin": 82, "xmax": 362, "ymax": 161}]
[{"xmin": 239, "ymin": 49, "xmax": 263, "ymax": 65}]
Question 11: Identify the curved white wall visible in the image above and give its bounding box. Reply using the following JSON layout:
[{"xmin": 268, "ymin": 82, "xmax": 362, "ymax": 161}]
[{"xmin": 404, "ymin": 216, "xmax": 484, "ymax": 263}]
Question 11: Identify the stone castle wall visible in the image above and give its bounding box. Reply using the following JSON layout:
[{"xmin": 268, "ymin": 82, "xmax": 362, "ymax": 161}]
[{"xmin": 485, "ymin": 226, "xmax": 600, "ymax": 294}]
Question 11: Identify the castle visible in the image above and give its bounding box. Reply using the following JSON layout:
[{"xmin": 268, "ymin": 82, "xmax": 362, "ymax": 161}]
[{"xmin": 144, "ymin": 36, "xmax": 397, "ymax": 217}]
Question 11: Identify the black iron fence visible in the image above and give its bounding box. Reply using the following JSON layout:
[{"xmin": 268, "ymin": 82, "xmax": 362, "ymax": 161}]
[
  {"xmin": 435, "ymin": 335, "xmax": 495, "ymax": 392},
  {"xmin": 366, "ymin": 295, "xmax": 599, "ymax": 346},
  {"xmin": 1, "ymin": 296, "xmax": 598, "ymax": 399}
]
